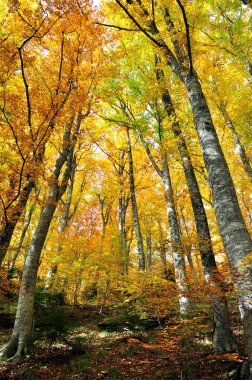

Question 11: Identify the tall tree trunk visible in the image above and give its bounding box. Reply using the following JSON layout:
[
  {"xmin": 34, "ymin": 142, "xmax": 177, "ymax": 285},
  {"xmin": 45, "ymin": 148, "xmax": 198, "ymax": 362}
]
[
  {"xmin": 9, "ymin": 202, "xmax": 36, "ymax": 270},
  {"xmin": 161, "ymin": 153, "xmax": 191, "ymax": 317},
  {"xmin": 118, "ymin": 154, "xmax": 130, "ymax": 275},
  {"xmin": 118, "ymin": 193, "xmax": 129, "ymax": 274},
  {"xmin": 0, "ymin": 115, "xmax": 79, "ymax": 359},
  {"xmin": 157, "ymin": 222, "xmax": 169, "ymax": 277},
  {"xmin": 0, "ymin": 179, "xmax": 34, "ymax": 267},
  {"xmin": 126, "ymin": 127, "xmax": 145, "ymax": 271},
  {"xmin": 113, "ymin": 2, "xmax": 252, "ymax": 360},
  {"xmin": 121, "ymin": 101, "xmax": 190, "ymax": 315},
  {"xmin": 183, "ymin": 72, "xmax": 252, "ymax": 370},
  {"xmin": 45, "ymin": 157, "xmax": 76, "ymax": 290},
  {"xmin": 155, "ymin": 58, "xmax": 239, "ymax": 352}
]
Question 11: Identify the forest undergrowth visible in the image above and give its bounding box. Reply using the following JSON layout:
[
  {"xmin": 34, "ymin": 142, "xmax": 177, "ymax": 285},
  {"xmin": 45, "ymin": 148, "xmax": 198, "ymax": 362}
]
[{"xmin": 0, "ymin": 295, "xmax": 246, "ymax": 380}]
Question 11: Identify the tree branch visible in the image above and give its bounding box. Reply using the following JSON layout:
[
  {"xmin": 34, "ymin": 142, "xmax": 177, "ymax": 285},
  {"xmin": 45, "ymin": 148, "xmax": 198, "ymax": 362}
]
[
  {"xmin": 114, "ymin": 0, "xmax": 162, "ymax": 47},
  {"xmin": 95, "ymin": 22, "xmax": 139, "ymax": 32},
  {"xmin": 176, "ymin": 0, "xmax": 193, "ymax": 75}
]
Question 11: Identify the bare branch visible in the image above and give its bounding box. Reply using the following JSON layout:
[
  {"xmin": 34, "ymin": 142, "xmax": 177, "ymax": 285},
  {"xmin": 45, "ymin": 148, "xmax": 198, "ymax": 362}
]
[
  {"xmin": 95, "ymin": 22, "xmax": 139, "ymax": 32},
  {"xmin": 2, "ymin": 110, "xmax": 25, "ymax": 161},
  {"xmin": 176, "ymin": 0, "xmax": 193, "ymax": 75},
  {"xmin": 56, "ymin": 31, "xmax": 65, "ymax": 95}
]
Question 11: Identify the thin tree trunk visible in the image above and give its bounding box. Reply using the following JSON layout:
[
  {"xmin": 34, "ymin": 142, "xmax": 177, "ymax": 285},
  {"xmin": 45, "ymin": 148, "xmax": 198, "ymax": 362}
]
[
  {"xmin": 161, "ymin": 153, "xmax": 190, "ymax": 317},
  {"xmin": 219, "ymin": 106, "xmax": 252, "ymax": 183},
  {"xmin": 158, "ymin": 222, "xmax": 168, "ymax": 277},
  {"xmin": 74, "ymin": 277, "xmax": 82, "ymax": 306},
  {"xmin": 179, "ymin": 206, "xmax": 195, "ymax": 277},
  {"xmin": 146, "ymin": 233, "xmax": 152, "ymax": 269},
  {"xmin": 98, "ymin": 194, "xmax": 113, "ymax": 239},
  {"xmin": 0, "ymin": 179, "xmax": 34, "ymax": 267},
  {"xmin": 118, "ymin": 160, "xmax": 130, "ymax": 275},
  {"xmin": 118, "ymin": 194, "xmax": 129, "ymax": 274},
  {"xmin": 118, "ymin": 152, "xmax": 130, "ymax": 275},
  {"xmin": 121, "ymin": 102, "xmax": 190, "ymax": 315},
  {"xmin": 9, "ymin": 203, "xmax": 36, "ymax": 270},
  {"xmin": 45, "ymin": 157, "xmax": 76, "ymax": 290},
  {"xmin": 44, "ymin": 264, "xmax": 58, "ymax": 291},
  {"xmin": 126, "ymin": 127, "xmax": 145, "ymax": 271},
  {"xmin": 0, "ymin": 115, "xmax": 80, "ymax": 359}
]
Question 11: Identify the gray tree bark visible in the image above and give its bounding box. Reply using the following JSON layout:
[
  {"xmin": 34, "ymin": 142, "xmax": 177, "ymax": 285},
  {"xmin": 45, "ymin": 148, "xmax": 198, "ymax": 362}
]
[
  {"xmin": 120, "ymin": 101, "xmax": 190, "ymax": 315},
  {"xmin": 184, "ymin": 73, "xmax": 252, "ymax": 370},
  {"xmin": 118, "ymin": 152, "xmax": 130, "ymax": 275},
  {"xmin": 126, "ymin": 127, "xmax": 145, "ymax": 271},
  {"xmin": 161, "ymin": 152, "xmax": 191, "ymax": 317},
  {"xmin": 0, "ymin": 113, "xmax": 81, "ymax": 359},
  {"xmin": 155, "ymin": 57, "xmax": 239, "ymax": 352}
]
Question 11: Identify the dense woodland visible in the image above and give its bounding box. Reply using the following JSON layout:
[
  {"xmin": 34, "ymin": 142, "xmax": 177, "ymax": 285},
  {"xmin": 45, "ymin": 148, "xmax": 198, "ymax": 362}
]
[{"xmin": 0, "ymin": 0, "xmax": 251, "ymax": 378}]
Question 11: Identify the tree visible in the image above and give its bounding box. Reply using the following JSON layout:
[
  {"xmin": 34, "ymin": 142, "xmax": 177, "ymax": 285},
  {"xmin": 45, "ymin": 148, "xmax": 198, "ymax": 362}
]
[
  {"xmin": 0, "ymin": 113, "xmax": 79, "ymax": 358},
  {"xmin": 110, "ymin": 0, "xmax": 252, "ymax": 373},
  {"xmin": 0, "ymin": 0, "xmax": 77, "ymax": 266}
]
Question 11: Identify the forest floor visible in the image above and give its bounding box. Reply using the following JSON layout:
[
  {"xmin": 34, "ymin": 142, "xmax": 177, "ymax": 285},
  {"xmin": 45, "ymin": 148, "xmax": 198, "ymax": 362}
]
[{"xmin": 0, "ymin": 304, "xmax": 244, "ymax": 380}]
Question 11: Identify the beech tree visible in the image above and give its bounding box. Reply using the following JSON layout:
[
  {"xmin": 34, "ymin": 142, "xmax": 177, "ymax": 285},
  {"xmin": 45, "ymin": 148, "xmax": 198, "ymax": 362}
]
[
  {"xmin": 108, "ymin": 0, "xmax": 252, "ymax": 374},
  {"xmin": 0, "ymin": 1, "xmax": 76, "ymax": 266},
  {"xmin": 0, "ymin": 0, "xmax": 251, "ymax": 376}
]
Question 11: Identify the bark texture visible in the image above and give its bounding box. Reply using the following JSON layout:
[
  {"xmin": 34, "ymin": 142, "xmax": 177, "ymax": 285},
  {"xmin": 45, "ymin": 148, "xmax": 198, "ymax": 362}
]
[
  {"xmin": 155, "ymin": 59, "xmax": 239, "ymax": 352},
  {"xmin": 184, "ymin": 73, "xmax": 252, "ymax": 369}
]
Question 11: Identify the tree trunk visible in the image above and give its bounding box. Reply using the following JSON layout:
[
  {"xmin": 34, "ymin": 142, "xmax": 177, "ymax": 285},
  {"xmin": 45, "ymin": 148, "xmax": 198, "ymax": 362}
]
[
  {"xmin": 0, "ymin": 117, "xmax": 78, "ymax": 359},
  {"xmin": 155, "ymin": 59, "xmax": 239, "ymax": 352},
  {"xmin": 114, "ymin": 0, "xmax": 252, "ymax": 359},
  {"xmin": 118, "ymin": 151, "xmax": 130, "ymax": 275},
  {"xmin": 146, "ymin": 233, "xmax": 152, "ymax": 269},
  {"xmin": 9, "ymin": 203, "xmax": 36, "ymax": 270},
  {"xmin": 98, "ymin": 194, "xmax": 113, "ymax": 239},
  {"xmin": 0, "ymin": 178, "xmax": 34, "ymax": 267},
  {"xmin": 0, "ymin": 201, "xmax": 57, "ymax": 359},
  {"xmin": 128, "ymin": 104, "xmax": 190, "ymax": 315},
  {"xmin": 118, "ymin": 191, "xmax": 129, "ymax": 275},
  {"xmin": 179, "ymin": 207, "xmax": 195, "ymax": 277},
  {"xmin": 44, "ymin": 264, "xmax": 58, "ymax": 291},
  {"xmin": 45, "ymin": 157, "xmax": 76, "ymax": 290},
  {"xmin": 126, "ymin": 127, "xmax": 145, "ymax": 271},
  {"xmin": 219, "ymin": 106, "xmax": 252, "ymax": 183},
  {"xmin": 184, "ymin": 73, "xmax": 252, "ymax": 370},
  {"xmin": 161, "ymin": 153, "xmax": 191, "ymax": 317},
  {"xmin": 74, "ymin": 277, "xmax": 82, "ymax": 306}
]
